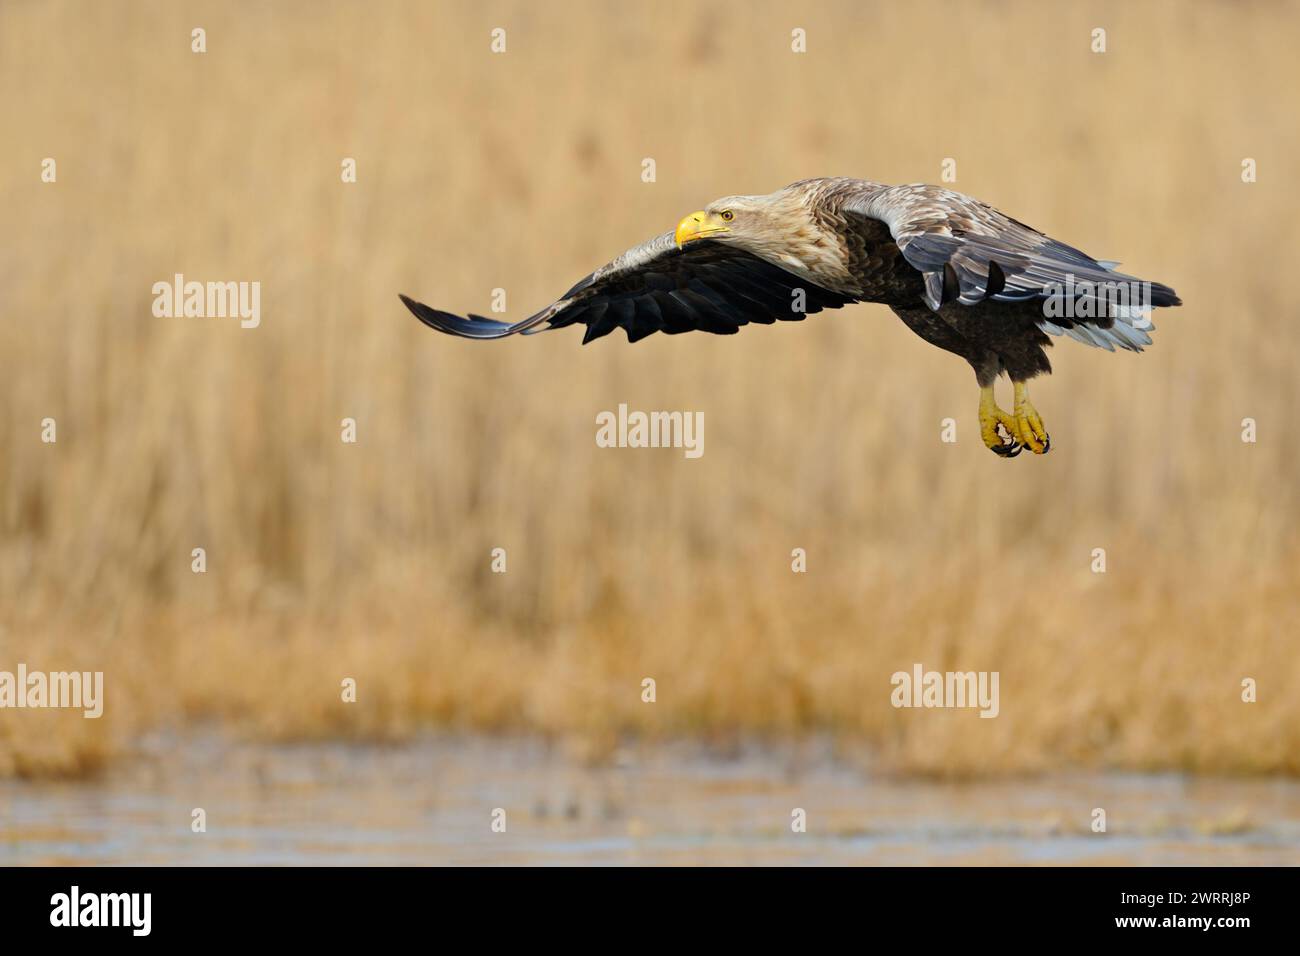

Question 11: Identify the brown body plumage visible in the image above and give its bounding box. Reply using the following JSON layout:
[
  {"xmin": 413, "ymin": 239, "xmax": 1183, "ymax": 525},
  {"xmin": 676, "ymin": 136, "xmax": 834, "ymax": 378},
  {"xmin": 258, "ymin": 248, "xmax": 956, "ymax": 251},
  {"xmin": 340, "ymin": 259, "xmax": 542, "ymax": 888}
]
[{"xmin": 401, "ymin": 177, "xmax": 1181, "ymax": 456}]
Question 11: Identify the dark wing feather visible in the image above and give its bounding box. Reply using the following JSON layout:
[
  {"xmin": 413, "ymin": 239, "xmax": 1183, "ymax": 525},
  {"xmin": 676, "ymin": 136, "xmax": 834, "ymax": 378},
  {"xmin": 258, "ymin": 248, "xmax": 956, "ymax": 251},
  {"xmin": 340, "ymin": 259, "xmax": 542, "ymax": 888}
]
[
  {"xmin": 401, "ymin": 231, "xmax": 858, "ymax": 344},
  {"xmin": 841, "ymin": 183, "xmax": 1180, "ymax": 351},
  {"xmin": 847, "ymin": 185, "xmax": 1181, "ymax": 309}
]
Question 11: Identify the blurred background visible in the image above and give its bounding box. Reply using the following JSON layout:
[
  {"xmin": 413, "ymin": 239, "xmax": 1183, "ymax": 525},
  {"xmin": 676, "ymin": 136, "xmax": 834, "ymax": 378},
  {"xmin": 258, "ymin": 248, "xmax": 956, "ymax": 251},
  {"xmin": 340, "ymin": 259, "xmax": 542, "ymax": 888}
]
[{"xmin": 1, "ymin": 0, "xmax": 1297, "ymax": 863}]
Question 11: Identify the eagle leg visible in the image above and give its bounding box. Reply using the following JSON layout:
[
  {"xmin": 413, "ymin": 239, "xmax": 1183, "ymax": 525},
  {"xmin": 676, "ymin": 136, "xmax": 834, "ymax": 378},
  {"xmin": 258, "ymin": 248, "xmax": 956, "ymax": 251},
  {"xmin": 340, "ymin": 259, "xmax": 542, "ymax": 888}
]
[
  {"xmin": 1012, "ymin": 381, "xmax": 1051, "ymax": 454},
  {"xmin": 978, "ymin": 385, "xmax": 1021, "ymax": 457}
]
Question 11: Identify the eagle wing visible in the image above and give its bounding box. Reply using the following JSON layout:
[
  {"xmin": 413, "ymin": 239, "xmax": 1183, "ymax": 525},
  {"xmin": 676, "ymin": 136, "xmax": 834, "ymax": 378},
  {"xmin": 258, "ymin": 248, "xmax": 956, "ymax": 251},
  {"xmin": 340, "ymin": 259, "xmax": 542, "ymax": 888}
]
[
  {"xmin": 401, "ymin": 231, "xmax": 858, "ymax": 344},
  {"xmin": 843, "ymin": 183, "xmax": 1181, "ymax": 351}
]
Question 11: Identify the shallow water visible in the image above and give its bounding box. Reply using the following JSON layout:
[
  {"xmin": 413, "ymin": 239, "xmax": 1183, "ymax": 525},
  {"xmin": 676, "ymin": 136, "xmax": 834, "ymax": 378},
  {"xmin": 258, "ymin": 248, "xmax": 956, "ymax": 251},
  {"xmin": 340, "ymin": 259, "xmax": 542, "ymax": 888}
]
[{"xmin": 2, "ymin": 735, "xmax": 1298, "ymax": 865}]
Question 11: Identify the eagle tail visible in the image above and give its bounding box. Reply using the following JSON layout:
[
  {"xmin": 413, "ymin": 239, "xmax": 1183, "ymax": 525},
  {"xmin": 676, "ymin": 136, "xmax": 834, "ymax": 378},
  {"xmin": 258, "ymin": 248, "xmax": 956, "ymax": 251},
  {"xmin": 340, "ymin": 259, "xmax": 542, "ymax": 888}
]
[{"xmin": 1036, "ymin": 269, "xmax": 1180, "ymax": 353}]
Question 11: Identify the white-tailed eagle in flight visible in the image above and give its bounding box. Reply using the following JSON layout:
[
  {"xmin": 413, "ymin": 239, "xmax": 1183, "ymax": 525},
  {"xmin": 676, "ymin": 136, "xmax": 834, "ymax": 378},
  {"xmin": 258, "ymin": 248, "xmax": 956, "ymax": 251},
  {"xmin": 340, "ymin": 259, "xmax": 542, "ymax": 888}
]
[{"xmin": 401, "ymin": 177, "xmax": 1180, "ymax": 456}]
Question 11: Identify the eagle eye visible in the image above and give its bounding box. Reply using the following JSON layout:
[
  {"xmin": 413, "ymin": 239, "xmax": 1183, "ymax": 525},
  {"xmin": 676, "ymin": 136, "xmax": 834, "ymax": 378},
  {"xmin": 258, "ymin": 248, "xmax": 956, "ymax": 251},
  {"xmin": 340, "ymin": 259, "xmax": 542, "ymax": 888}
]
[{"xmin": 720, "ymin": 209, "xmax": 735, "ymax": 222}]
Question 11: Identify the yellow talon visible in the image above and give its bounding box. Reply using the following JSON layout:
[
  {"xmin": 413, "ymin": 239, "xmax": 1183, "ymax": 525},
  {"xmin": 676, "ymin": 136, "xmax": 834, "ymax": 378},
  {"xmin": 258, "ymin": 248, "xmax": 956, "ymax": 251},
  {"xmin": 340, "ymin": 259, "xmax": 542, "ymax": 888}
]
[
  {"xmin": 979, "ymin": 385, "xmax": 1021, "ymax": 457},
  {"xmin": 1012, "ymin": 381, "xmax": 1051, "ymax": 454}
]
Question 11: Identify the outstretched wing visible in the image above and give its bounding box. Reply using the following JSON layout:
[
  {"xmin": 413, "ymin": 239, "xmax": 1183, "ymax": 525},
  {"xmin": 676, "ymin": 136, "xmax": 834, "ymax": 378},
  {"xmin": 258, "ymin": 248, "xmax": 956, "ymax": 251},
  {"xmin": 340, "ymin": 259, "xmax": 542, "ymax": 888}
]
[
  {"xmin": 845, "ymin": 183, "xmax": 1181, "ymax": 351},
  {"xmin": 401, "ymin": 231, "xmax": 859, "ymax": 344}
]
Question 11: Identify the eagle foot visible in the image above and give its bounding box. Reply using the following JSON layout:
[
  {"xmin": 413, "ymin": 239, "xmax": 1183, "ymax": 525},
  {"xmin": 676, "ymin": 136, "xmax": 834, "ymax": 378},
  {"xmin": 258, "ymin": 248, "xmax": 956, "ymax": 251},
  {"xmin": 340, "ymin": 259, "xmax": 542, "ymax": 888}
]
[
  {"xmin": 978, "ymin": 387, "xmax": 1021, "ymax": 457},
  {"xmin": 1013, "ymin": 382, "xmax": 1050, "ymax": 455}
]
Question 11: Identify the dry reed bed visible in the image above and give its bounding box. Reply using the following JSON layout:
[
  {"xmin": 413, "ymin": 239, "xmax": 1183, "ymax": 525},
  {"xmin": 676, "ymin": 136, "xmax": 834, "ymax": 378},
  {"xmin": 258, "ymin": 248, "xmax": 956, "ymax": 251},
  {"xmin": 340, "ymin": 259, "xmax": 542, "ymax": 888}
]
[{"xmin": 1, "ymin": 1, "xmax": 1296, "ymax": 777}]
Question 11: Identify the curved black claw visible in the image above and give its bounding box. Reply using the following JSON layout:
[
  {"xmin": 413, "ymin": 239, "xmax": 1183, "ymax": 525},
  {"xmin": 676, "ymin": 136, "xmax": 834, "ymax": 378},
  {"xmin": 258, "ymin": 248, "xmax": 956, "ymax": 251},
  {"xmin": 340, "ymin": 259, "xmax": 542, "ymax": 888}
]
[{"xmin": 991, "ymin": 440, "xmax": 1022, "ymax": 458}]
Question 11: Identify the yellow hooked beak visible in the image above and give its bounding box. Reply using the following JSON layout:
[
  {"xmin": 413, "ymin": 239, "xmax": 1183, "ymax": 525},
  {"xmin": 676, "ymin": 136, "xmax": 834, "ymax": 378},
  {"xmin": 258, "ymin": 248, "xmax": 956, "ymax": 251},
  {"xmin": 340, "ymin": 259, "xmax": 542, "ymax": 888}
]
[{"xmin": 674, "ymin": 210, "xmax": 729, "ymax": 248}]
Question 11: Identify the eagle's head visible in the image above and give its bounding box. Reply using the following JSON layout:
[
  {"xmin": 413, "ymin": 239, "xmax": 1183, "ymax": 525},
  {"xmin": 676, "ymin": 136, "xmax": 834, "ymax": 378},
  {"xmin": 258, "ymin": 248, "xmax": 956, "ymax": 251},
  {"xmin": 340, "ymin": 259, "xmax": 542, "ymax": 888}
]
[
  {"xmin": 674, "ymin": 194, "xmax": 776, "ymax": 249},
  {"xmin": 674, "ymin": 186, "xmax": 844, "ymax": 286}
]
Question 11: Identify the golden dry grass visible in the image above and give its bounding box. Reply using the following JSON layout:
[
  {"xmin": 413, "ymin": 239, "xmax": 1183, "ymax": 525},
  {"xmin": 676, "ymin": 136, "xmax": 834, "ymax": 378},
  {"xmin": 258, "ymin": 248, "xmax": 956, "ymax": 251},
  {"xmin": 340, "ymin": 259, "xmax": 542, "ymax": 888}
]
[{"xmin": 1, "ymin": 0, "xmax": 1298, "ymax": 778}]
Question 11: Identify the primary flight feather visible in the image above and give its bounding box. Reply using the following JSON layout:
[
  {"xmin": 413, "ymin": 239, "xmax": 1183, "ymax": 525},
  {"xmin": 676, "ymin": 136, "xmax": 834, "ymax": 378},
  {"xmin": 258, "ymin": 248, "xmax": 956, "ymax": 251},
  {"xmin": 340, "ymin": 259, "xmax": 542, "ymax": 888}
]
[{"xmin": 400, "ymin": 177, "xmax": 1180, "ymax": 456}]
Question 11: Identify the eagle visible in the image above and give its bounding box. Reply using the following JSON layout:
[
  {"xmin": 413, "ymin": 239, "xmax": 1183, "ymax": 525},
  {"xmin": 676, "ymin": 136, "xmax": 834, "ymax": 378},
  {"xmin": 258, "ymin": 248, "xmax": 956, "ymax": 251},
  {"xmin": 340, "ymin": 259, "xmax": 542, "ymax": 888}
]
[{"xmin": 401, "ymin": 177, "xmax": 1180, "ymax": 456}]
